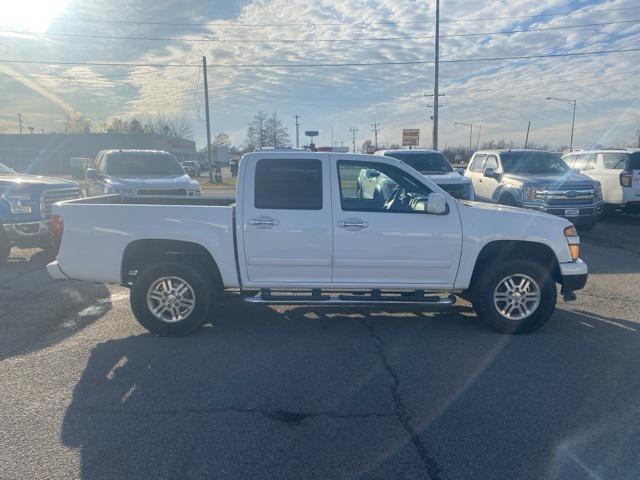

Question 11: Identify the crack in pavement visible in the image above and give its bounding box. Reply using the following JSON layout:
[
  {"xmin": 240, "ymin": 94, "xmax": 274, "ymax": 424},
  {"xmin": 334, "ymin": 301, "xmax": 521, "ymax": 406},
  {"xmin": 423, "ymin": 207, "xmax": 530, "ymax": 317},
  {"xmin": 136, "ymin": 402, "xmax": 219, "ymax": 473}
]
[{"xmin": 360, "ymin": 318, "xmax": 442, "ymax": 480}]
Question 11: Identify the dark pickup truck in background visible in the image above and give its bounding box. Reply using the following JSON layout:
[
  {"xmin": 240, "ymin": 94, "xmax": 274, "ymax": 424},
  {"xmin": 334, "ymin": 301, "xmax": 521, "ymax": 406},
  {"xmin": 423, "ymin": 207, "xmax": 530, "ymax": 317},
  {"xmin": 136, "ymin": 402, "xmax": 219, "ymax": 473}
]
[{"xmin": 0, "ymin": 161, "xmax": 80, "ymax": 264}]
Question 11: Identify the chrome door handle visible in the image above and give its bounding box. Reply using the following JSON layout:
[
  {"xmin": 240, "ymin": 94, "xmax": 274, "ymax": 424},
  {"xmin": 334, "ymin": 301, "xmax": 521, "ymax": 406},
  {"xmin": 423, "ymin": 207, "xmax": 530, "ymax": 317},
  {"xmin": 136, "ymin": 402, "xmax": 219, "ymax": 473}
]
[
  {"xmin": 248, "ymin": 216, "xmax": 280, "ymax": 228},
  {"xmin": 337, "ymin": 218, "xmax": 368, "ymax": 231}
]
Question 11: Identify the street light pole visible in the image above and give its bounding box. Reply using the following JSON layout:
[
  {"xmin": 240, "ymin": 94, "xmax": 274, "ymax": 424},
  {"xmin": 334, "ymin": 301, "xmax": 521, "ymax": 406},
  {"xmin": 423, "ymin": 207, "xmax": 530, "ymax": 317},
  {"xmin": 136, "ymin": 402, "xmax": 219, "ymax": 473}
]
[
  {"xmin": 432, "ymin": 0, "xmax": 440, "ymax": 150},
  {"xmin": 546, "ymin": 97, "xmax": 577, "ymax": 151},
  {"xmin": 294, "ymin": 115, "xmax": 301, "ymax": 148},
  {"xmin": 454, "ymin": 122, "xmax": 473, "ymax": 161}
]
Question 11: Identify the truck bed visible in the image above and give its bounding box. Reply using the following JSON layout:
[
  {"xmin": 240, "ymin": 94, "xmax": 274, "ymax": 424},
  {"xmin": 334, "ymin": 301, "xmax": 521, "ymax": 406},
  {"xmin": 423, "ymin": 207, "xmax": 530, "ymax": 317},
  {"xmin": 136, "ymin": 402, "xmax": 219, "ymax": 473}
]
[{"xmin": 52, "ymin": 194, "xmax": 238, "ymax": 286}]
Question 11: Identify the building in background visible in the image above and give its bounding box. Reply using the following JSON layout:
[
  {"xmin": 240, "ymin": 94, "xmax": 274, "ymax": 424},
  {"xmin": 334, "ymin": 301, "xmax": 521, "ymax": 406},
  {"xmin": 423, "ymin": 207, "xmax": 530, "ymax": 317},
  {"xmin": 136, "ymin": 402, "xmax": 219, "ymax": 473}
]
[{"xmin": 0, "ymin": 133, "xmax": 197, "ymax": 174}]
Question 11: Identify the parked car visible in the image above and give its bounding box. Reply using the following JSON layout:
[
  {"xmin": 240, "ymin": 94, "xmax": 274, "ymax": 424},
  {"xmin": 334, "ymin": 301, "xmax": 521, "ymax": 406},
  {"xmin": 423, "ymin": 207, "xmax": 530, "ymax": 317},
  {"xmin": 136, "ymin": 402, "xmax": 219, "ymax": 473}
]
[
  {"xmin": 85, "ymin": 150, "xmax": 201, "ymax": 198},
  {"xmin": 181, "ymin": 161, "xmax": 201, "ymax": 177},
  {"xmin": 49, "ymin": 151, "xmax": 587, "ymax": 336},
  {"xmin": 374, "ymin": 149, "xmax": 474, "ymax": 200},
  {"xmin": 465, "ymin": 149, "xmax": 604, "ymax": 230},
  {"xmin": 0, "ymin": 161, "xmax": 80, "ymax": 264},
  {"xmin": 562, "ymin": 149, "xmax": 640, "ymax": 213}
]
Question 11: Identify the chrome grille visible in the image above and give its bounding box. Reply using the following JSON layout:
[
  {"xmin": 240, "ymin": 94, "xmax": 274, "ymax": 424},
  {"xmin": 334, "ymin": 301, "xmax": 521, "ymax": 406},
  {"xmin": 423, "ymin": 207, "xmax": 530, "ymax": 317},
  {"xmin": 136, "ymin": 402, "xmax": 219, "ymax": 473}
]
[
  {"xmin": 40, "ymin": 188, "xmax": 81, "ymax": 217},
  {"xmin": 136, "ymin": 188, "xmax": 188, "ymax": 196},
  {"xmin": 535, "ymin": 189, "xmax": 594, "ymax": 205}
]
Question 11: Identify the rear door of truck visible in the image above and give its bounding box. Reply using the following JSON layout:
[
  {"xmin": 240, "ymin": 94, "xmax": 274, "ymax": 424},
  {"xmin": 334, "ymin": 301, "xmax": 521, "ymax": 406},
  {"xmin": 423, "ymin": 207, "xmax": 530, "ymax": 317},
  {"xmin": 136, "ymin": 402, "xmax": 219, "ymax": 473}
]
[{"xmin": 239, "ymin": 154, "xmax": 333, "ymax": 285}]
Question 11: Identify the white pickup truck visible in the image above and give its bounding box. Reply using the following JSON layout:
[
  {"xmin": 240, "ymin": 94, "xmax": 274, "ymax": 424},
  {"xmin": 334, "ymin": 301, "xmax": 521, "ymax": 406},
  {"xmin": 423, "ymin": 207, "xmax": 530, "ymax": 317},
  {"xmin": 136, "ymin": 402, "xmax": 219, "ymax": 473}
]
[{"xmin": 47, "ymin": 151, "xmax": 587, "ymax": 336}]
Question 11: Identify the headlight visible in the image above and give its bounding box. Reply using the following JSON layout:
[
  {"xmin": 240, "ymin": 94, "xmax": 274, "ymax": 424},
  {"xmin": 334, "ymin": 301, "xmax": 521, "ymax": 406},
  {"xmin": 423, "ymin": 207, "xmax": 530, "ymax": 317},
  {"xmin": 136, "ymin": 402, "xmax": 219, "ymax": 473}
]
[
  {"xmin": 2, "ymin": 190, "xmax": 32, "ymax": 213},
  {"xmin": 564, "ymin": 225, "xmax": 580, "ymax": 262},
  {"xmin": 523, "ymin": 186, "xmax": 538, "ymax": 202},
  {"xmin": 593, "ymin": 182, "xmax": 603, "ymax": 201}
]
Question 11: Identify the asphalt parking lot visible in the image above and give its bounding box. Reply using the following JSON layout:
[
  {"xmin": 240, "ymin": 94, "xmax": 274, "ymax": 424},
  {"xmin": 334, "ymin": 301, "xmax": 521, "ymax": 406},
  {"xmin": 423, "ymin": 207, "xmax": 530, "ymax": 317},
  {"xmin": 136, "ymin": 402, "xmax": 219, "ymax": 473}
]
[{"xmin": 1, "ymin": 213, "xmax": 639, "ymax": 480}]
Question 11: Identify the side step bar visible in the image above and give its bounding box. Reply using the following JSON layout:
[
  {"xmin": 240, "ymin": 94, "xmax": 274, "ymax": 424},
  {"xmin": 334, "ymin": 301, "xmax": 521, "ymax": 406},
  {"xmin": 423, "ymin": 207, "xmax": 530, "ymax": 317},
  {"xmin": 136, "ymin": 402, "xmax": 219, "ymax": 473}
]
[{"xmin": 244, "ymin": 289, "xmax": 456, "ymax": 307}]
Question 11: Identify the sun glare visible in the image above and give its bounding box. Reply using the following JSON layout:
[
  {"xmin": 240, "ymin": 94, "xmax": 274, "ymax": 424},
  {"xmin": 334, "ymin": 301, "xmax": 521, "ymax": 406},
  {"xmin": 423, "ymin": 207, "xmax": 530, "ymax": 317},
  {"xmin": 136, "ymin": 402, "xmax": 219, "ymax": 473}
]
[{"xmin": 2, "ymin": 0, "xmax": 70, "ymax": 32}]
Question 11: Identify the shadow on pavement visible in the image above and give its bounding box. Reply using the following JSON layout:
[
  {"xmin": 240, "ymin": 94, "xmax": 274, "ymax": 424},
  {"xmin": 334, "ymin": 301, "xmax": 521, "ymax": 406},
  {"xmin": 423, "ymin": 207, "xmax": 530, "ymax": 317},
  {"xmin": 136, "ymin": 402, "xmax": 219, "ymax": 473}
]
[
  {"xmin": 61, "ymin": 303, "xmax": 640, "ymax": 479},
  {"xmin": 0, "ymin": 249, "xmax": 111, "ymax": 361}
]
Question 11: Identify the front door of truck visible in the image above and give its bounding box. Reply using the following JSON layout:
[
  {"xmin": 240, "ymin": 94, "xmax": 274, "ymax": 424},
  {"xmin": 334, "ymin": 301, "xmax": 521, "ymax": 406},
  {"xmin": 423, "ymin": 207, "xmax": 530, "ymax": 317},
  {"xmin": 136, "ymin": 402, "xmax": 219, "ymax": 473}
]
[
  {"xmin": 241, "ymin": 156, "xmax": 333, "ymax": 285},
  {"xmin": 331, "ymin": 158, "xmax": 463, "ymax": 288}
]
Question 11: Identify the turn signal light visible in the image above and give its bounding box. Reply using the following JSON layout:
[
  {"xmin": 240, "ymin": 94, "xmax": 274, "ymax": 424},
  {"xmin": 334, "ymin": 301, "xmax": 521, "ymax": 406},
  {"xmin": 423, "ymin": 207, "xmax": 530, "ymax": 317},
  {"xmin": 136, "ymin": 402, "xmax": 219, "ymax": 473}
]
[{"xmin": 568, "ymin": 244, "xmax": 580, "ymax": 262}]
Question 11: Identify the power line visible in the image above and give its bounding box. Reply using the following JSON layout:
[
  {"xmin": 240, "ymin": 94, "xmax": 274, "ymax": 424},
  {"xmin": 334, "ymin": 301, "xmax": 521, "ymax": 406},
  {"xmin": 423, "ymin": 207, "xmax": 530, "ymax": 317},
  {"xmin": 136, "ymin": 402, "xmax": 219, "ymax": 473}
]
[
  {"xmin": 3, "ymin": 19, "xmax": 637, "ymax": 44},
  {"xmin": 3, "ymin": 46, "xmax": 637, "ymax": 69},
  {"xmin": 41, "ymin": 6, "xmax": 640, "ymax": 28}
]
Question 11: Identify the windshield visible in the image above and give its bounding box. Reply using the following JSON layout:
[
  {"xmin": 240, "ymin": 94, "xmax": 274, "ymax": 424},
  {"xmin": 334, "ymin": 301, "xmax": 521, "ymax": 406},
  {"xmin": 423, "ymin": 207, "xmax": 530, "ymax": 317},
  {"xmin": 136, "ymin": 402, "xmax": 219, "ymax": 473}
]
[
  {"xmin": 0, "ymin": 162, "xmax": 16, "ymax": 174},
  {"xmin": 105, "ymin": 152, "xmax": 184, "ymax": 176},
  {"xmin": 384, "ymin": 152, "xmax": 453, "ymax": 173},
  {"xmin": 501, "ymin": 152, "xmax": 569, "ymax": 174}
]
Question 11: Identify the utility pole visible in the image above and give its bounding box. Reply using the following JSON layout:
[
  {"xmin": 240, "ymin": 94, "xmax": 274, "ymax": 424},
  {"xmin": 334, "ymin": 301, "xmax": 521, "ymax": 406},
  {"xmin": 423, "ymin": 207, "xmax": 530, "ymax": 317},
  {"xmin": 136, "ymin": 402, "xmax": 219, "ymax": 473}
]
[
  {"xmin": 18, "ymin": 113, "xmax": 23, "ymax": 134},
  {"xmin": 350, "ymin": 127, "xmax": 358, "ymax": 153},
  {"xmin": 524, "ymin": 121, "xmax": 531, "ymax": 149},
  {"xmin": 432, "ymin": 0, "xmax": 440, "ymax": 150},
  {"xmin": 546, "ymin": 97, "xmax": 577, "ymax": 151},
  {"xmin": 202, "ymin": 56, "xmax": 215, "ymax": 183},
  {"xmin": 371, "ymin": 123, "xmax": 381, "ymax": 151},
  {"xmin": 294, "ymin": 115, "xmax": 301, "ymax": 148}
]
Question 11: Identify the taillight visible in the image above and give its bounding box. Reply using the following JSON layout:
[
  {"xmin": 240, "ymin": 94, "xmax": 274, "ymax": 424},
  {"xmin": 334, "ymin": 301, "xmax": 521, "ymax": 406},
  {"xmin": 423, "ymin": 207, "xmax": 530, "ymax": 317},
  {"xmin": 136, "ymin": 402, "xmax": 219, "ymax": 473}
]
[
  {"xmin": 50, "ymin": 214, "xmax": 64, "ymax": 255},
  {"xmin": 620, "ymin": 170, "xmax": 633, "ymax": 188}
]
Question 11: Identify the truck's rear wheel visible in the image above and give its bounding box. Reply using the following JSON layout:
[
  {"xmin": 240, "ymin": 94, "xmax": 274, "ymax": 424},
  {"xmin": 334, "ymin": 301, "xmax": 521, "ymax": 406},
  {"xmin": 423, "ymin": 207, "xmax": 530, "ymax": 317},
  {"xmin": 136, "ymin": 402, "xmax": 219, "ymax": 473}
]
[
  {"xmin": 471, "ymin": 259, "xmax": 556, "ymax": 334},
  {"xmin": 130, "ymin": 261, "xmax": 213, "ymax": 336}
]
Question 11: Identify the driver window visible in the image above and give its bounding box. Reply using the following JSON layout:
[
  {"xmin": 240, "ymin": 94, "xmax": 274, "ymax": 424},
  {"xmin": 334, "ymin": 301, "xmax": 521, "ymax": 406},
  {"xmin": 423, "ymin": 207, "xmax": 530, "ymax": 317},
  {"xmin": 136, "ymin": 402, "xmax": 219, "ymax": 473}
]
[
  {"xmin": 484, "ymin": 155, "xmax": 498, "ymax": 171},
  {"xmin": 337, "ymin": 161, "xmax": 432, "ymax": 213}
]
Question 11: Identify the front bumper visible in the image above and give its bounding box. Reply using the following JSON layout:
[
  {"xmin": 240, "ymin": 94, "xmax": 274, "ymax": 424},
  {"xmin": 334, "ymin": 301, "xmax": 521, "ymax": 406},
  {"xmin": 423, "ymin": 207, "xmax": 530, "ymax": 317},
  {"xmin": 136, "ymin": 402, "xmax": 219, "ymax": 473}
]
[
  {"xmin": 560, "ymin": 259, "xmax": 588, "ymax": 291},
  {"xmin": 2, "ymin": 219, "xmax": 51, "ymax": 247},
  {"xmin": 522, "ymin": 202, "xmax": 604, "ymax": 224},
  {"xmin": 47, "ymin": 260, "xmax": 68, "ymax": 280}
]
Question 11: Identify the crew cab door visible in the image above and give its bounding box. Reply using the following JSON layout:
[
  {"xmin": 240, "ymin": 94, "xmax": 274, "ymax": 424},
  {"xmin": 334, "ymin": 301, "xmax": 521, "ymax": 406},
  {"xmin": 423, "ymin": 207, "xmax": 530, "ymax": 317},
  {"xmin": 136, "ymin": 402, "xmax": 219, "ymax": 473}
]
[
  {"xmin": 240, "ymin": 156, "xmax": 333, "ymax": 285},
  {"xmin": 331, "ymin": 158, "xmax": 463, "ymax": 288}
]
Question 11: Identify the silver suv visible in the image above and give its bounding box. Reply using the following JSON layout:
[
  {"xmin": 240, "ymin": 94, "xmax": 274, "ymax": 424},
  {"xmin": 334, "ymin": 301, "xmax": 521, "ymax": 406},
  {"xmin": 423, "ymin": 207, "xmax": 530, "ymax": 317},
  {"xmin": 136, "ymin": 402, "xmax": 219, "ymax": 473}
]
[
  {"xmin": 465, "ymin": 149, "xmax": 604, "ymax": 230},
  {"xmin": 85, "ymin": 150, "xmax": 201, "ymax": 198}
]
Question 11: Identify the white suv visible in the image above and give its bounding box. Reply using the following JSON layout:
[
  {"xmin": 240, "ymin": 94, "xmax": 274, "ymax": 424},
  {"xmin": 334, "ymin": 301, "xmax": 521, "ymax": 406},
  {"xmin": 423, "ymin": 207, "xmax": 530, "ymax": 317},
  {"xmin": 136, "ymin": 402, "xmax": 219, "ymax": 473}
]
[{"xmin": 562, "ymin": 149, "xmax": 640, "ymax": 213}]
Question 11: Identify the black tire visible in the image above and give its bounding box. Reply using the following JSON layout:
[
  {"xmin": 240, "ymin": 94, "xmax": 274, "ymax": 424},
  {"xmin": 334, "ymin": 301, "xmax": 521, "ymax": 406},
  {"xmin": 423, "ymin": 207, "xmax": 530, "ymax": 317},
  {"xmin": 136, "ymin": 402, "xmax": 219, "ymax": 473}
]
[
  {"xmin": 130, "ymin": 261, "xmax": 215, "ymax": 336},
  {"xmin": 0, "ymin": 229, "xmax": 10, "ymax": 265},
  {"xmin": 498, "ymin": 194, "xmax": 517, "ymax": 206},
  {"xmin": 471, "ymin": 259, "xmax": 557, "ymax": 334}
]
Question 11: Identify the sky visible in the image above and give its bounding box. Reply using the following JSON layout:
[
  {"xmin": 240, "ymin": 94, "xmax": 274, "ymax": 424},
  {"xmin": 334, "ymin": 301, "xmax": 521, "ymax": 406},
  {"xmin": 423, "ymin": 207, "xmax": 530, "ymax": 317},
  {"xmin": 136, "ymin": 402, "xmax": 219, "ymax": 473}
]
[{"xmin": 0, "ymin": 0, "xmax": 639, "ymax": 151}]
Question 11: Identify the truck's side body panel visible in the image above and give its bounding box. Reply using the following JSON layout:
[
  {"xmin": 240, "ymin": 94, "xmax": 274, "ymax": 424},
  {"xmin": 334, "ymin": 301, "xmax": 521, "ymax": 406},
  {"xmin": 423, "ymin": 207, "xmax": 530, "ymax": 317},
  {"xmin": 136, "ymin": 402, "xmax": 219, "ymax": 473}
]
[{"xmin": 54, "ymin": 203, "xmax": 238, "ymax": 286}]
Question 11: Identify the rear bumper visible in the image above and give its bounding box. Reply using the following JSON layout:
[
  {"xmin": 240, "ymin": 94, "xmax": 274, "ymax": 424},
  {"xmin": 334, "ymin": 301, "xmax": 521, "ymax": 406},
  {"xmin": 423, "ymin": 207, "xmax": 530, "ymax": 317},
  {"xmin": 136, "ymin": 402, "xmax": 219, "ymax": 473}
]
[
  {"xmin": 47, "ymin": 260, "xmax": 68, "ymax": 280},
  {"xmin": 2, "ymin": 219, "xmax": 50, "ymax": 247},
  {"xmin": 560, "ymin": 259, "xmax": 588, "ymax": 291}
]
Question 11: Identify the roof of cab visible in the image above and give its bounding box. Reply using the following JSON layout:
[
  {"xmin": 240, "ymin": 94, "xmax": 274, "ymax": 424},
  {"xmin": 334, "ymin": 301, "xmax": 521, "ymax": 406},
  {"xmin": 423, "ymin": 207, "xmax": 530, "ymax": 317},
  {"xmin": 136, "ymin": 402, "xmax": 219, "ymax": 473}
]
[{"xmin": 375, "ymin": 149, "xmax": 440, "ymax": 155}]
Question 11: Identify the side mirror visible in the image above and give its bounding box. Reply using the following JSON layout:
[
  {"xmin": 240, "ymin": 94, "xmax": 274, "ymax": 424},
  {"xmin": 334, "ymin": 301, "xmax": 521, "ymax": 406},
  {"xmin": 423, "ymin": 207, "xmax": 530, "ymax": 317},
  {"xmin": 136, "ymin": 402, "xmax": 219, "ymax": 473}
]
[
  {"xmin": 426, "ymin": 193, "xmax": 447, "ymax": 215},
  {"xmin": 85, "ymin": 168, "xmax": 99, "ymax": 181},
  {"xmin": 366, "ymin": 169, "xmax": 380, "ymax": 179},
  {"xmin": 483, "ymin": 167, "xmax": 497, "ymax": 179}
]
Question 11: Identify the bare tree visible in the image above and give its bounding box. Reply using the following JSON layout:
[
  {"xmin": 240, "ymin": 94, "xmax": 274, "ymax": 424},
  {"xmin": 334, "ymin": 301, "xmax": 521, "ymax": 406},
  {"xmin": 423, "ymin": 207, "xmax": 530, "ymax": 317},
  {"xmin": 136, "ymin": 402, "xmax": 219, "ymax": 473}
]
[
  {"xmin": 61, "ymin": 112, "xmax": 92, "ymax": 134},
  {"xmin": 266, "ymin": 112, "xmax": 290, "ymax": 148},
  {"xmin": 145, "ymin": 113, "xmax": 193, "ymax": 140},
  {"xmin": 245, "ymin": 111, "xmax": 269, "ymax": 149},
  {"xmin": 214, "ymin": 132, "xmax": 231, "ymax": 147}
]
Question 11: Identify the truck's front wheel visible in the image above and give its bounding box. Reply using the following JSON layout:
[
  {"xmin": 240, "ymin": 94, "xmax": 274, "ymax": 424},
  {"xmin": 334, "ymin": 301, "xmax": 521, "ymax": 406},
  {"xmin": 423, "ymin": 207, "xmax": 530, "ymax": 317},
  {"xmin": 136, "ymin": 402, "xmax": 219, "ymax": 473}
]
[
  {"xmin": 471, "ymin": 259, "xmax": 556, "ymax": 334},
  {"xmin": 130, "ymin": 261, "xmax": 213, "ymax": 336}
]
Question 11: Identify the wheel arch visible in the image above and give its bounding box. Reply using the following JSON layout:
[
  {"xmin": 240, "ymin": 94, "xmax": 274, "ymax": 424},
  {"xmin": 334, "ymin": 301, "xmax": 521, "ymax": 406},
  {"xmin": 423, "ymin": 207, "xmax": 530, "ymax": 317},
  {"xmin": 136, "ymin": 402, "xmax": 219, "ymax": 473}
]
[
  {"xmin": 493, "ymin": 185, "xmax": 520, "ymax": 205},
  {"xmin": 121, "ymin": 239, "xmax": 223, "ymax": 291},
  {"xmin": 469, "ymin": 240, "xmax": 561, "ymax": 290}
]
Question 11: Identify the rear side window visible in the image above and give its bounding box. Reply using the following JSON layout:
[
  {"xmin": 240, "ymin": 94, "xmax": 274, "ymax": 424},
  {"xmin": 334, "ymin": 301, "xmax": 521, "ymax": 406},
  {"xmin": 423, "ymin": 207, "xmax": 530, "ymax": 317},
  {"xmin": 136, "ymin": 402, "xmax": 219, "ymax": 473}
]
[
  {"xmin": 629, "ymin": 152, "xmax": 640, "ymax": 170},
  {"xmin": 469, "ymin": 155, "xmax": 486, "ymax": 172},
  {"xmin": 255, "ymin": 158, "xmax": 323, "ymax": 210},
  {"xmin": 601, "ymin": 153, "xmax": 628, "ymax": 170}
]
